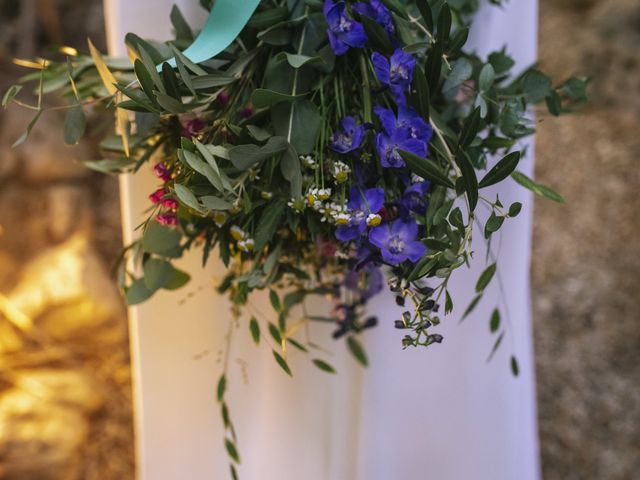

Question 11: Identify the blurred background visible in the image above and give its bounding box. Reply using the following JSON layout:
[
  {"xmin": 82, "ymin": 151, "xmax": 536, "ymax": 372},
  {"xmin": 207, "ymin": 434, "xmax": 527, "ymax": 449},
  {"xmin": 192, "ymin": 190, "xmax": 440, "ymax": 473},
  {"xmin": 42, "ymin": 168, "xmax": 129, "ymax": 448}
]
[{"xmin": 0, "ymin": 0, "xmax": 637, "ymax": 479}]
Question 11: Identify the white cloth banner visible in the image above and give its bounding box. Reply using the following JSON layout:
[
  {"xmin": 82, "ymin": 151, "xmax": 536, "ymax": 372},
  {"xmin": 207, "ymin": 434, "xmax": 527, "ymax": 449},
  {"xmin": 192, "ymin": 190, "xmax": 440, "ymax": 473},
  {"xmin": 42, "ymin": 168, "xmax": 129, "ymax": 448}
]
[{"xmin": 105, "ymin": 1, "xmax": 540, "ymax": 478}]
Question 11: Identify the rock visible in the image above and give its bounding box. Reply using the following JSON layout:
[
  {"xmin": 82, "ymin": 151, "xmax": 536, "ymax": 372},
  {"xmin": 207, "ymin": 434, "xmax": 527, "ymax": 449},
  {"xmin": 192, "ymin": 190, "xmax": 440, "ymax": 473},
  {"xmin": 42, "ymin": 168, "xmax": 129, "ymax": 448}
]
[
  {"xmin": 46, "ymin": 185, "xmax": 93, "ymax": 241},
  {"xmin": 5, "ymin": 235, "xmax": 125, "ymax": 346},
  {"xmin": 0, "ymin": 369, "xmax": 104, "ymax": 480}
]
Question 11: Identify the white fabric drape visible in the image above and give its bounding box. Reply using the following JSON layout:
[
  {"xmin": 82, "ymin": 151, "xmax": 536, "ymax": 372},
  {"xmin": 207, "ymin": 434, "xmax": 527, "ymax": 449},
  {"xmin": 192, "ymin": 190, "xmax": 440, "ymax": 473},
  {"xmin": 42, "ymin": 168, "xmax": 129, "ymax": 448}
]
[{"xmin": 105, "ymin": 1, "xmax": 540, "ymax": 478}]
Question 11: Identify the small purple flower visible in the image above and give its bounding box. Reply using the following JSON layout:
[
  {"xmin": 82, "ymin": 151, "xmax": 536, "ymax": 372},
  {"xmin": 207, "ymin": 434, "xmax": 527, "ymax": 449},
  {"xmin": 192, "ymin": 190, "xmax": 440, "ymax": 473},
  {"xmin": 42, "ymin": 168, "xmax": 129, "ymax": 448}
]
[
  {"xmin": 335, "ymin": 187, "xmax": 385, "ymax": 242},
  {"xmin": 345, "ymin": 263, "xmax": 384, "ymax": 300},
  {"xmin": 240, "ymin": 106, "xmax": 255, "ymax": 118},
  {"xmin": 371, "ymin": 49, "xmax": 416, "ymax": 104},
  {"xmin": 180, "ymin": 116, "xmax": 205, "ymax": 138},
  {"xmin": 330, "ymin": 116, "xmax": 365, "ymax": 154},
  {"xmin": 324, "ymin": 0, "xmax": 368, "ymax": 56},
  {"xmin": 353, "ymin": 0, "xmax": 395, "ymax": 37},
  {"xmin": 153, "ymin": 163, "xmax": 172, "ymax": 182},
  {"xmin": 369, "ymin": 218, "xmax": 426, "ymax": 265},
  {"xmin": 400, "ymin": 180, "xmax": 431, "ymax": 217},
  {"xmin": 217, "ymin": 91, "xmax": 230, "ymax": 106},
  {"xmin": 156, "ymin": 212, "xmax": 178, "ymax": 227}
]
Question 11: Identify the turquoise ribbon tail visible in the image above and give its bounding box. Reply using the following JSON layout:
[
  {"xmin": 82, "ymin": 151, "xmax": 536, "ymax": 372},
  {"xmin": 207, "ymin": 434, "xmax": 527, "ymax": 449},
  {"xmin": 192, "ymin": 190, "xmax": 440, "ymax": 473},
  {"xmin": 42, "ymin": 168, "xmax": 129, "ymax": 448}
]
[{"xmin": 162, "ymin": 0, "xmax": 262, "ymax": 68}]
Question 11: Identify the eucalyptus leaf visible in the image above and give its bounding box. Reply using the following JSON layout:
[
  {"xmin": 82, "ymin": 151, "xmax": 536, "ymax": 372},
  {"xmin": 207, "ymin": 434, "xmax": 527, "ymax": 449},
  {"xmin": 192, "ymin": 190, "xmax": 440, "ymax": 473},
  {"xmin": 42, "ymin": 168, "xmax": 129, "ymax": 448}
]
[
  {"xmin": 478, "ymin": 63, "xmax": 496, "ymax": 91},
  {"xmin": 174, "ymin": 184, "xmax": 204, "ymax": 212},
  {"xmin": 229, "ymin": 136, "xmax": 288, "ymax": 170},
  {"xmin": 142, "ymin": 221, "xmax": 182, "ymax": 258},
  {"xmin": 181, "ymin": 150, "xmax": 224, "ymax": 191},
  {"xmin": 125, "ymin": 278, "xmax": 155, "ymax": 305},
  {"xmin": 251, "ymin": 88, "xmax": 305, "ymax": 108},
  {"xmin": 523, "ymin": 69, "xmax": 552, "ymax": 103},
  {"xmin": 272, "ymin": 99, "xmax": 320, "ymax": 154},
  {"xmin": 254, "ymin": 200, "xmax": 286, "ymax": 251},
  {"xmin": 201, "ymin": 196, "xmax": 232, "ymax": 211},
  {"xmin": 143, "ymin": 258, "xmax": 176, "ymax": 291},
  {"xmin": 280, "ymin": 144, "xmax": 303, "ymax": 197},
  {"xmin": 63, "ymin": 105, "xmax": 86, "ymax": 145},
  {"xmin": 442, "ymin": 58, "xmax": 472, "ymax": 93}
]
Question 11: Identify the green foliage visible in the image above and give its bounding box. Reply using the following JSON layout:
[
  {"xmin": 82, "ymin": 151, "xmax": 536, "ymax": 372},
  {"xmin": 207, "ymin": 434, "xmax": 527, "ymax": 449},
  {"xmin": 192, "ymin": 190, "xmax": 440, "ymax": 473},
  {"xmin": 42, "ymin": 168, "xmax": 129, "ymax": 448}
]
[
  {"xmin": 4, "ymin": 0, "xmax": 588, "ymax": 468},
  {"xmin": 347, "ymin": 337, "xmax": 368, "ymax": 367},
  {"xmin": 312, "ymin": 359, "xmax": 336, "ymax": 374}
]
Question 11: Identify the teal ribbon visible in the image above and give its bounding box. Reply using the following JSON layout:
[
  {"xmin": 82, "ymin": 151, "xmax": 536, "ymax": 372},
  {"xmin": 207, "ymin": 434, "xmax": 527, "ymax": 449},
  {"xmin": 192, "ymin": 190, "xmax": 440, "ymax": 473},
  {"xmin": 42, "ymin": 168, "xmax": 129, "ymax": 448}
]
[{"xmin": 165, "ymin": 0, "xmax": 262, "ymax": 67}]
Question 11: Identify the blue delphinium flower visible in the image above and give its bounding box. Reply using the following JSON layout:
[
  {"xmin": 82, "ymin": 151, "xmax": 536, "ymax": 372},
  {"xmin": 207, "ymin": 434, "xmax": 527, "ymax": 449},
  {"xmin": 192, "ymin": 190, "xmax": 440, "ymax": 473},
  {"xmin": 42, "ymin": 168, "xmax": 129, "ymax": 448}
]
[
  {"xmin": 336, "ymin": 187, "xmax": 385, "ymax": 241},
  {"xmin": 330, "ymin": 116, "xmax": 365, "ymax": 154},
  {"xmin": 324, "ymin": 0, "xmax": 368, "ymax": 56},
  {"xmin": 373, "ymin": 106, "xmax": 433, "ymax": 168},
  {"xmin": 371, "ymin": 49, "xmax": 416, "ymax": 104},
  {"xmin": 345, "ymin": 263, "xmax": 384, "ymax": 300},
  {"xmin": 375, "ymin": 105, "xmax": 433, "ymax": 143},
  {"xmin": 374, "ymin": 107, "xmax": 427, "ymax": 168},
  {"xmin": 400, "ymin": 180, "xmax": 431, "ymax": 217},
  {"xmin": 369, "ymin": 218, "xmax": 426, "ymax": 265},
  {"xmin": 375, "ymin": 128, "xmax": 426, "ymax": 168},
  {"xmin": 353, "ymin": 0, "xmax": 395, "ymax": 37}
]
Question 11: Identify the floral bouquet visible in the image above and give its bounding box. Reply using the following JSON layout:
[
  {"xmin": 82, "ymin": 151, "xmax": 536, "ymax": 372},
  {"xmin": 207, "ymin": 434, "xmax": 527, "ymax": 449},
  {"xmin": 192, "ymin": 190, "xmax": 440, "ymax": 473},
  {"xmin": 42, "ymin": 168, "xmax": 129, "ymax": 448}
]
[{"xmin": 3, "ymin": 0, "xmax": 587, "ymax": 475}]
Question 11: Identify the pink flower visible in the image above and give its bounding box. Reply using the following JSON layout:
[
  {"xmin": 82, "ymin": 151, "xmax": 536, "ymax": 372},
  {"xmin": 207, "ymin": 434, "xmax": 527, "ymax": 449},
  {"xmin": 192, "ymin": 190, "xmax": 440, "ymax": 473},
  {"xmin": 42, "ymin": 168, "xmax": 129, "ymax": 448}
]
[
  {"xmin": 153, "ymin": 163, "xmax": 172, "ymax": 182},
  {"xmin": 156, "ymin": 212, "xmax": 178, "ymax": 227},
  {"xmin": 149, "ymin": 188, "xmax": 165, "ymax": 204},
  {"xmin": 180, "ymin": 116, "xmax": 205, "ymax": 138},
  {"xmin": 162, "ymin": 198, "xmax": 179, "ymax": 210},
  {"xmin": 217, "ymin": 91, "xmax": 230, "ymax": 107},
  {"xmin": 240, "ymin": 106, "xmax": 255, "ymax": 118}
]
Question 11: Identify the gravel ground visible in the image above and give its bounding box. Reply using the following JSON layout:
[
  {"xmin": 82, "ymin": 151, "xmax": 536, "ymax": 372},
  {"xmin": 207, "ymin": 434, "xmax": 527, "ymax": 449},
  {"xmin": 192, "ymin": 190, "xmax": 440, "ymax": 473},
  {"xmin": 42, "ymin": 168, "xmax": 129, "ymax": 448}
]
[{"xmin": 534, "ymin": 0, "xmax": 640, "ymax": 478}]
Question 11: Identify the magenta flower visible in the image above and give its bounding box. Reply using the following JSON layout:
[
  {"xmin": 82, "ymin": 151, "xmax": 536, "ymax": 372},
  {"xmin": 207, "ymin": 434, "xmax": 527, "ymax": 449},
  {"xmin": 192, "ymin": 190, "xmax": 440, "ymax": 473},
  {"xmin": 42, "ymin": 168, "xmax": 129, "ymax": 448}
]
[
  {"xmin": 149, "ymin": 188, "xmax": 165, "ymax": 204},
  {"xmin": 369, "ymin": 218, "xmax": 426, "ymax": 265},
  {"xmin": 217, "ymin": 91, "xmax": 230, "ymax": 106},
  {"xmin": 153, "ymin": 163, "xmax": 172, "ymax": 182},
  {"xmin": 162, "ymin": 198, "xmax": 179, "ymax": 210},
  {"xmin": 156, "ymin": 212, "xmax": 178, "ymax": 227},
  {"xmin": 180, "ymin": 117, "xmax": 205, "ymax": 138},
  {"xmin": 240, "ymin": 106, "xmax": 255, "ymax": 118}
]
